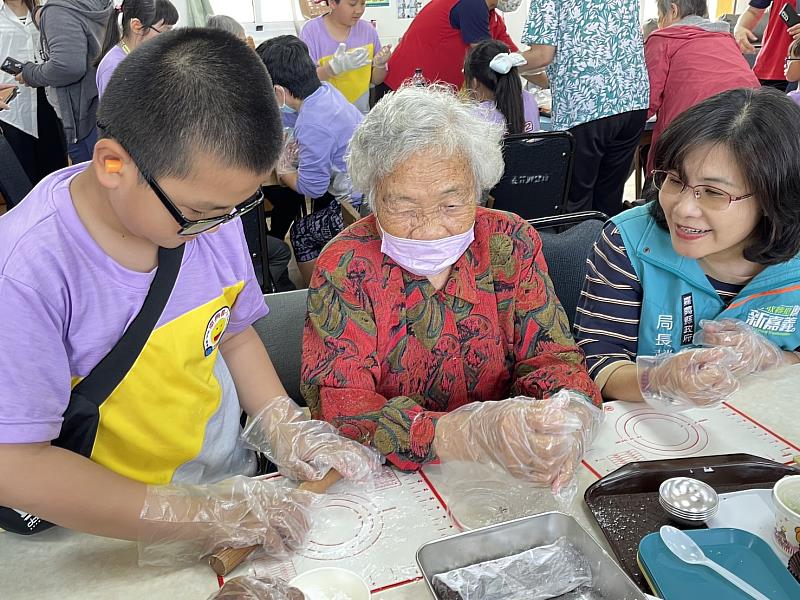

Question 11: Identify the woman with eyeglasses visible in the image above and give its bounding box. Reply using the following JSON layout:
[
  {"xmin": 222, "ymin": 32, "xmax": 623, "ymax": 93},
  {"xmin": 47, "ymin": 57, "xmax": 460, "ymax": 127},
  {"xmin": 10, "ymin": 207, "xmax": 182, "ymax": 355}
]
[
  {"xmin": 574, "ymin": 87, "xmax": 800, "ymax": 410},
  {"xmin": 94, "ymin": 0, "xmax": 178, "ymax": 98}
]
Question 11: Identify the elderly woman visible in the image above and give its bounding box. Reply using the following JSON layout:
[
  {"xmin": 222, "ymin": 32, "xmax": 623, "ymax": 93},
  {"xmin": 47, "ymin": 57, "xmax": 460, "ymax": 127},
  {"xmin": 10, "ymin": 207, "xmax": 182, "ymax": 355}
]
[
  {"xmin": 301, "ymin": 85, "xmax": 602, "ymax": 487},
  {"xmin": 645, "ymin": 0, "xmax": 759, "ymax": 174}
]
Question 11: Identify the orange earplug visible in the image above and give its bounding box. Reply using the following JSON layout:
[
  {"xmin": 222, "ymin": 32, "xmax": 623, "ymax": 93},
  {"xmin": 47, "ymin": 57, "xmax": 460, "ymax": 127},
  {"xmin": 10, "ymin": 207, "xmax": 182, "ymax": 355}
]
[{"xmin": 105, "ymin": 158, "xmax": 123, "ymax": 173}]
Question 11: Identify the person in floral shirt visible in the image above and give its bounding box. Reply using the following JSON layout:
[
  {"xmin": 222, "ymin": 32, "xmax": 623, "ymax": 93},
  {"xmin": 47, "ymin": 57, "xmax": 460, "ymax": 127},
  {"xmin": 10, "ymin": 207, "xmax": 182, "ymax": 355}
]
[
  {"xmin": 301, "ymin": 85, "xmax": 602, "ymax": 486},
  {"xmin": 521, "ymin": 0, "xmax": 649, "ymax": 217}
]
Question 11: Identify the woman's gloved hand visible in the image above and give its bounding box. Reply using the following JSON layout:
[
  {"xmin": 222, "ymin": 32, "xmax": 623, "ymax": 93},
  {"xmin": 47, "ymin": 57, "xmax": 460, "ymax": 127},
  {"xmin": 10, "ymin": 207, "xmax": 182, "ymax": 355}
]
[
  {"xmin": 328, "ymin": 43, "xmax": 371, "ymax": 75},
  {"xmin": 138, "ymin": 476, "xmax": 315, "ymax": 567},
  {"xmin": 637, "ymin": 347, "xmax": 740, "ymax": 410},
  {"xmin": 242, "ymin": 396, "xmax": 383, "ymax": 483},
  {"xmin": 433, "ymin": 391, "xmax": 602, "ymax": 490},
  {"xmin": 693, "ymin": 318, "xmax": 789, "ymax": 377}
]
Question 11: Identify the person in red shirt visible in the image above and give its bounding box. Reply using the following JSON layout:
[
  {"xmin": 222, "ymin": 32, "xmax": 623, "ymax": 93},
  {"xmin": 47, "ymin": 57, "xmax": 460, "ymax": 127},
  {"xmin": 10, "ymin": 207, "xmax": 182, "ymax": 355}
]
[
  {"xmin": 383, "ymin": 0, "xmax": 518, "ymax": 90},
  {"xmin": 645, "ymin": 0, "xmax": 760, "ymax": 174},
  {"xmin": 735, "ymin": 0, "xmax": 800, "ymax": 90}
]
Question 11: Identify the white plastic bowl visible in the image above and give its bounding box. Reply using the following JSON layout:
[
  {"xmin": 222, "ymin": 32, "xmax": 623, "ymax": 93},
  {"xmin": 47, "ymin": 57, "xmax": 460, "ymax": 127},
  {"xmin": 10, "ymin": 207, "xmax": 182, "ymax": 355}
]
[{"xmin": 289, "ymin": 567, "xmax": 371, "ymax": 600}]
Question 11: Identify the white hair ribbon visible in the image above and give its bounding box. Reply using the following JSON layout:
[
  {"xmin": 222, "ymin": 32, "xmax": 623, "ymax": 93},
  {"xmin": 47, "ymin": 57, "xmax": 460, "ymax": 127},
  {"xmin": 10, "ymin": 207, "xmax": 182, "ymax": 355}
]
[{"xmin": 489, "ymin": 52, "xmax": 527, "ymax": 75}]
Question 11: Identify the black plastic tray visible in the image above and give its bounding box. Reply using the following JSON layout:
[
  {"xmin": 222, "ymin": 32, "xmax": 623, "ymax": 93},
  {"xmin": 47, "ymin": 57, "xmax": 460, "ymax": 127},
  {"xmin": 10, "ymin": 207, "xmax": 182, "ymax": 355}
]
[{"xmin": 583, "ymin": 453, "xmax": 798, "ymax": 592}]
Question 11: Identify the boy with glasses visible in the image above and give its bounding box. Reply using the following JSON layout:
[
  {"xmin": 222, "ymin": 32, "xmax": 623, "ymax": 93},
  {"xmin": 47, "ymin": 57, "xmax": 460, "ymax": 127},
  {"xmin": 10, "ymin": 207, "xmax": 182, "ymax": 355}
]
[{"xmin": 0, "ymin": 28, "xmax": 379, "ymax": 565}]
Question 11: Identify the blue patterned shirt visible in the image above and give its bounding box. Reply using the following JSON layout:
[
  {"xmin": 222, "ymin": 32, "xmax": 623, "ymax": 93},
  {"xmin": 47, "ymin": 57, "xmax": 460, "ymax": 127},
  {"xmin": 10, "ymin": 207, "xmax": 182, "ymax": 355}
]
[{"xmin": 522, "ymin": 0, "xmax": 649, "ymax": 131}]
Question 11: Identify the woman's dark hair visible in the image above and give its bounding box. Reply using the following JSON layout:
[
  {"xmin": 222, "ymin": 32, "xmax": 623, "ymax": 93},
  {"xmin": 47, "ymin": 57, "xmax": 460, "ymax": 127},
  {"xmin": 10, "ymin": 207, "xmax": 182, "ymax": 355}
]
[
  {"xmin": 464, "ymin": 40, "xmax": 525, "ymax": 135},
  {"xmin": 94, "ymin": 0, "xmax": 179, "ymax": 68},
  {"xmin": 256, "ymin": 35, "xmax": 321, "ymax": 100},
  {"xmin": 650, "ymin": 87, "xmax": 800, "ymax": 265}
]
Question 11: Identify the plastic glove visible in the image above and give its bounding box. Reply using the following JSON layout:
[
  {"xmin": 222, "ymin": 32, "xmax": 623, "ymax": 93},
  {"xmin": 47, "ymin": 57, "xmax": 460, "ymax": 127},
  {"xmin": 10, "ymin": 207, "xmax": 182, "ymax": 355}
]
[
  {"xmin": 693, "ymin": 318, "xmax": 789, "ymax": 377},
  {"xmin": 328, "ymin": 42, "xmax": 370, "ymax": 75},
  {"xmin": 637, "ymin": 347, "xmax": 740, "ymax": 411},
  {"xmin": 372, "ymin": 44, "xmax": 392, "ymax": 68},
  {"xmin": 242, "ymin": 395, "xmax": 383, "ymax": 483},
  {"xmin": 138, "ymin": 476, "xmax": 315, "ymax": 567},
  {"xmin": 208, "ymin": 575, "xmax": 304, "ymax": 600},
  {"xmin": 276, "ymin": 140, "xmax": 299, "ymax": 176},
  {"xmin": 433, "ymin": 391, "xmax": 602, "ymax": 488}
]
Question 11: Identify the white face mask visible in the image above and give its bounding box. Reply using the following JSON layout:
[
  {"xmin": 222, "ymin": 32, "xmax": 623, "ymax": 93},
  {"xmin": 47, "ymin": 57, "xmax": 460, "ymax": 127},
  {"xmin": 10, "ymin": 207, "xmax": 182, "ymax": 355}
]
[
  {"xmin": 379, "ymin": 224, "xmax": 475, "ymax": 277},
  {"xmin": 496, "ymin": 0, "xmax": 524, "ymax": 12}
]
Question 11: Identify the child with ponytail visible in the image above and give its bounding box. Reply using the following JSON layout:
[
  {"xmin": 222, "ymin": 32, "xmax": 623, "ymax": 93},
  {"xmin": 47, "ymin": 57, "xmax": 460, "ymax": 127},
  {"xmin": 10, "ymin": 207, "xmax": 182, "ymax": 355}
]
[
  {"xmin": 464, "ymin": 39, "xmax": 540, "ymax": 135},
  {"xmin": 95, "ymin": 0, "xmax": 178, "ymax": 97}
]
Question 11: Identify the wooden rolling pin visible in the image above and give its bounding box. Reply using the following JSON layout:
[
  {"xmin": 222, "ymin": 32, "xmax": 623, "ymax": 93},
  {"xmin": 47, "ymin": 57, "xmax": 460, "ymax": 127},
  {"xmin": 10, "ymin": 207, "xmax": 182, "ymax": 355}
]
[{"xmin": 208, "ymin": 469, "xmax": 342, "ymax": 576}]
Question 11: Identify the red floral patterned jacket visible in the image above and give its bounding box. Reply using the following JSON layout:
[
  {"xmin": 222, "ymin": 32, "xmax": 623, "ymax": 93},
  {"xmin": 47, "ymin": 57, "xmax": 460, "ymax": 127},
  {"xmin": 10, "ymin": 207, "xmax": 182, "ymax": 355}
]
[{"xmin": 301, "ymin": 208, "xmax": 601, "ymax": 470}]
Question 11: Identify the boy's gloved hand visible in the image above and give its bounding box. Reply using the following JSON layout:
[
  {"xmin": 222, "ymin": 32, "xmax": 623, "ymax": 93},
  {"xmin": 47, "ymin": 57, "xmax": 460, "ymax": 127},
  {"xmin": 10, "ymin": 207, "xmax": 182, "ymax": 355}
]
[
  {"xmin": 693, "ymin": 318, "xmax": 789, "ymax": 377},
  {"xmin": 328, "ymin": 43, "xmax": 371, "ymax": 75},
  {"xmin": 138, "ymin": 476, "xmax": 315, "ymax": 566},
  {"xmin": 242, "ymin": 396, "xmax": 383, "ymax": 483}
]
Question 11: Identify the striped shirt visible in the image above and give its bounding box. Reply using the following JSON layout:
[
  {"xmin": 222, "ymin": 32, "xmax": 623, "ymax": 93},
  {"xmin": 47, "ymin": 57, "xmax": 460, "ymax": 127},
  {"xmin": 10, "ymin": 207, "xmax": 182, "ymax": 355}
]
[{"xmin": 573, "ymin": 223, "xmax": 743, "ymax": 387}]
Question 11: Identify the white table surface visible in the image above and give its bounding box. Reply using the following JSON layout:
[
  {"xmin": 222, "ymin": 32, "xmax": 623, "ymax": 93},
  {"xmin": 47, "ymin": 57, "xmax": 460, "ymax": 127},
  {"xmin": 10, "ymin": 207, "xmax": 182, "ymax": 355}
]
[{"xmin": 2, "ymin": 365, "xmax": 799, "ymax": 600}]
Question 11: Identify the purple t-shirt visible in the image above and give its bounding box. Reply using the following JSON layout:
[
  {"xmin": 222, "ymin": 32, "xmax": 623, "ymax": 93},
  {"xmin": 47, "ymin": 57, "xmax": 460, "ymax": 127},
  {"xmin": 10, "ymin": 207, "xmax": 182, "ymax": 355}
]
[
  {"xmin": 295, "ymin": 83, "xmax": 363, "ymax": 201},
  {"xmin": 300, "ymin": 16, "xmax": 380, "ymax": 114},
  {"xmin": 0, "ymin": 165, "xmax": 267, "ymax": 453},
  {"xmin": 478, "ymin": 89, "xmax": 541, "ymax": 133},
  {"xmin": 788, "ymin": 90, "xmax": 800, "ymax": 107},
  {"xmin": 95, "ymin": 45, "xmax": 127, "ymax": 98}
]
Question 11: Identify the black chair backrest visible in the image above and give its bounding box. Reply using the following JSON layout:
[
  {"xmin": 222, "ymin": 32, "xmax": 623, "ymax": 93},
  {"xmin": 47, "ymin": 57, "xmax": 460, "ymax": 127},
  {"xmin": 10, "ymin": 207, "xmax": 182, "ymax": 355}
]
[
  {"xmin": 529, "ymin": 212, "xmax": 606, "ymax": 328},
  {"xmin": 0, "ymin": 131, "xmax": 32, "ymax": 210},
  {"xmin": 490, "ymin": 131, "xmax": 575, "ymax": 220},
  {"xmin": 241, "ymin": 198, "xmax": 275, "ymax": 293},
  {"xmin": 253, "ymin": 289, "xmax": 309, "ymax": 405}
]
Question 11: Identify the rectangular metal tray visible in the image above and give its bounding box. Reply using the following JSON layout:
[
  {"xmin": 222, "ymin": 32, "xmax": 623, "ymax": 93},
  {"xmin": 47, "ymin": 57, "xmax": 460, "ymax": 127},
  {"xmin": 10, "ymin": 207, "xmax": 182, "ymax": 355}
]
[
  {"xmin": 416, "ymin": 511, "xmax": 646, "ymax": 599},
  {"xmin": 583, "ymin": 453, "xmax": 798, "ymax": 593}
]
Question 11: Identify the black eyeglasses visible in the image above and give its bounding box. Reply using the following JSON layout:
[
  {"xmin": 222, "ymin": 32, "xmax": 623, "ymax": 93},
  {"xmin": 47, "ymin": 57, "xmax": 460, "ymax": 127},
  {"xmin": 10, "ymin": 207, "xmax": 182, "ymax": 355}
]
[
  {"xmin": 651, "ymin": 170, "xmax": 753, "ymax": 211},
  {"xmin": 98, "ymin": 124, "xmax": 264, "ymax": 235},
  {"xmin": 144, "ymin": 173, "xmax": 264, "ymax": 236}
]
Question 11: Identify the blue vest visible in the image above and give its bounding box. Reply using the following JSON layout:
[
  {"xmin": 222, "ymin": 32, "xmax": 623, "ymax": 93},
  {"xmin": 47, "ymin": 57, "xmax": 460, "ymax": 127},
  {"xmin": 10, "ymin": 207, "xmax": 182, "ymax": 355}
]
[{"xmin": 613, "ymin": 205, "xmax": 800, "ymax": 356}]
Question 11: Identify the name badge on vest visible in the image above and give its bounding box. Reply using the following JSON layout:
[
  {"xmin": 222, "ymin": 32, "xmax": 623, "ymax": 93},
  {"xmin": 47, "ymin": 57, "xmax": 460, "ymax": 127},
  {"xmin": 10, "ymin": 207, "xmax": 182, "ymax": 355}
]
[{"xmin": 681, "ymin": 293, "xmax": 695, "ymax": 346}]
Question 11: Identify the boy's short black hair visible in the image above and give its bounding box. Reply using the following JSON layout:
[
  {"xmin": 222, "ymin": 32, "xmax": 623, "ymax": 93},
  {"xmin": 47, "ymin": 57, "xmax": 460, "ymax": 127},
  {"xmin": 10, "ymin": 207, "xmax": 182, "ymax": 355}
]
[
  {"xmin": 97, "ymin": 28, "xmax": 282, "ymax": 180},
  {"xmin": 255, "ymin": 35, "xmax": 321, "ymax": 100},
  {"xmin": 650, "ymin": 87, "xmax": 800, "ymax": 266}
]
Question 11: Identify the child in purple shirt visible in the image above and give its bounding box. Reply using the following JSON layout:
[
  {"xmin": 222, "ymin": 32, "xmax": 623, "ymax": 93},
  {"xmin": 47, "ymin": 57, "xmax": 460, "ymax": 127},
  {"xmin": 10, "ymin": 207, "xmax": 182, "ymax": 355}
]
[
  {"xmin": 0, "ymin": 28, "xmax": 378, "ymax": 561},
  {"xmin": 465, "ymin": 39, "xmax": 540, "ymax": 134},
  {"xmin": 300, "ymin": 0, "xmax": 391, "ymax": 113},
  {"xmin": 785, "ymin": 38, "xmax": 800, "ymax": 107},
  {"xmin": 94, "ymin": 0, "xmax": 178, "ymax": 98},
  {"xmin": 258, "ymin": 35, "xmax": 364, "ymax": 284}
]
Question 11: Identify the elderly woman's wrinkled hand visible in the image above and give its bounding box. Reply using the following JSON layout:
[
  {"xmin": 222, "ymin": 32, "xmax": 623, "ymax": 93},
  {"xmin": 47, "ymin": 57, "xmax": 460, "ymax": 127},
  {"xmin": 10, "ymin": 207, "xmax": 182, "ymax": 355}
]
[
  {"xmin": 433, "ymin": 392, "xmax": 602, "ymax": 487},
  {"xmin": 242, "ymin": 396, "xmax": 383, "ymax": 483},
  {"xmin": 208, "ymin": 575, "xmax": 305, "ymax": 600},
  {"xmin": 138, "ymin": 476, "xmax": 316, "ymax": 567},
  {"xmin": 637, "ymin": 347, "xmax": 740, "ymax": 410},
  {"xmin": 693, "ymin": 318, "xmax": 789, "ymax": 377}
]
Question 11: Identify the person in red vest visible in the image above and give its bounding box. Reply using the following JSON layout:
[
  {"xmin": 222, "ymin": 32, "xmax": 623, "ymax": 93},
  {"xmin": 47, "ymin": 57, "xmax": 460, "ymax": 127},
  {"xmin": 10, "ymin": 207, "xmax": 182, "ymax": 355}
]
[
  {"xmin": 735, "ymin": 0, "xmax": 800, "ymax": 90},
  {"xmin": 384, "ymin": 0, "xmax": 519, "ymax": 90}
]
